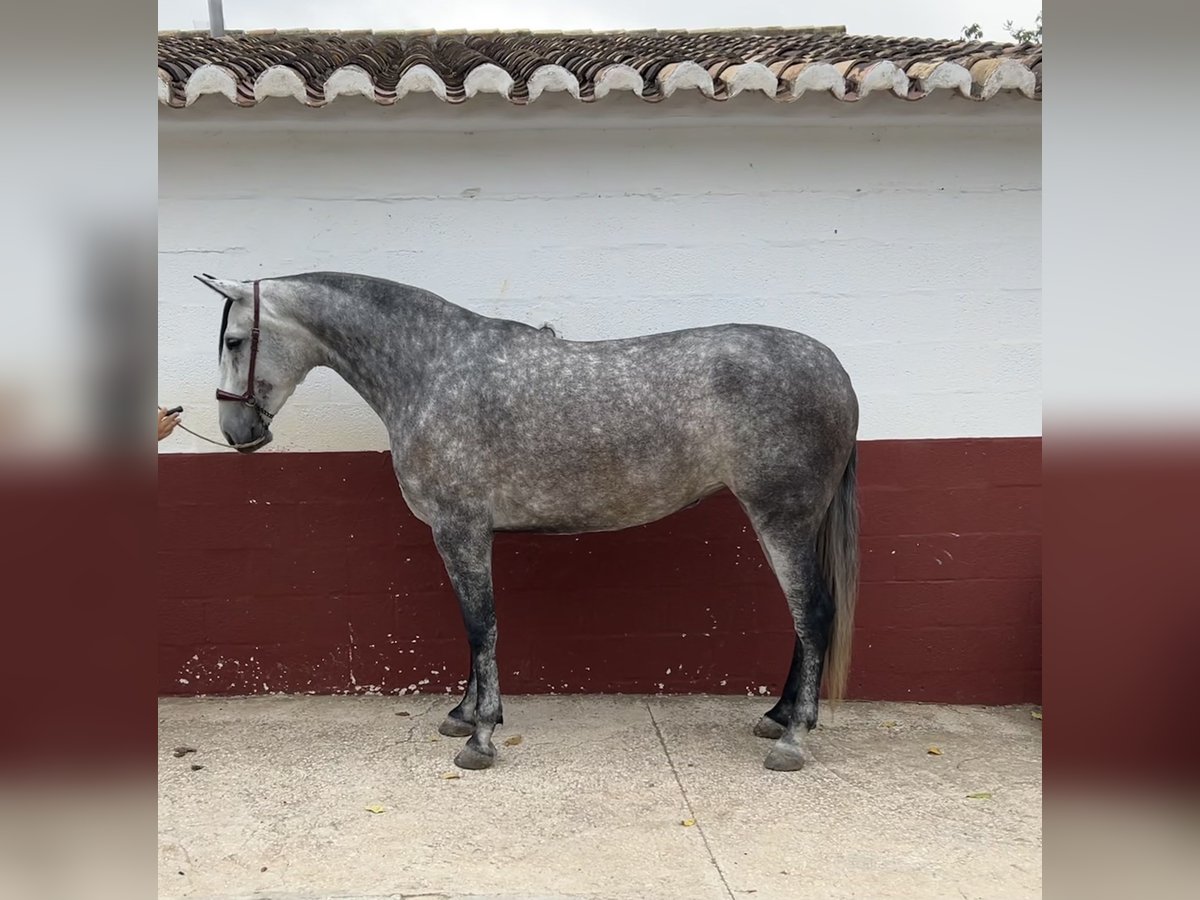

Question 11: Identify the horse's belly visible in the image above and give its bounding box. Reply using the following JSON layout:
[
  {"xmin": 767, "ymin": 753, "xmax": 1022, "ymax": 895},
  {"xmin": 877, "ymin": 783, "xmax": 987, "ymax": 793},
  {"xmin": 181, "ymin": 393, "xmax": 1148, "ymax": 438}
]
[{"xmin": 490, "ymin": 477, "xmax": 723, "ymax": 533}]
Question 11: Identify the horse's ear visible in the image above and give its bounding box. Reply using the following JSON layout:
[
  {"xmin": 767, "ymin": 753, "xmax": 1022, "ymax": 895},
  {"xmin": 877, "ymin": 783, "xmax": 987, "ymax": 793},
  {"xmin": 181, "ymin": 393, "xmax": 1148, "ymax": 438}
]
[{"xmin": 193, "ymin": 274, "xmax": 248, "ymax": 302}]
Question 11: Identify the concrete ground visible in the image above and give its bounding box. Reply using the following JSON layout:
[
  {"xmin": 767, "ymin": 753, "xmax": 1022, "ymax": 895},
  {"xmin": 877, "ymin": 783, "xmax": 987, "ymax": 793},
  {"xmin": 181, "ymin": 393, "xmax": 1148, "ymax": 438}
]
[{"xmin": 159, "ymin": 696, "xmax": 1042, "ymax": 900}]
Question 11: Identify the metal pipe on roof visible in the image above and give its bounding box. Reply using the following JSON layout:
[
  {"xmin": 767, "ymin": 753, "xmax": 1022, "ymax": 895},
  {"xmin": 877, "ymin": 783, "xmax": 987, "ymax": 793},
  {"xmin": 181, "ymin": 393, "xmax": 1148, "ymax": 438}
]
[{"xmin": 208, "ymin": 0, "xmax": 225, "ymax": 37}]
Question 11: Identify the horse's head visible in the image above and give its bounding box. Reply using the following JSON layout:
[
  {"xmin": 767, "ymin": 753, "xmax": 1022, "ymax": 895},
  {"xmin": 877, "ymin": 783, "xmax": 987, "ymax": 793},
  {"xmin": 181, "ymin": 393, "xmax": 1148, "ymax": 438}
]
[{"xmin": 195, "ymin": 275, "xmax": 311, "ymax": 452}]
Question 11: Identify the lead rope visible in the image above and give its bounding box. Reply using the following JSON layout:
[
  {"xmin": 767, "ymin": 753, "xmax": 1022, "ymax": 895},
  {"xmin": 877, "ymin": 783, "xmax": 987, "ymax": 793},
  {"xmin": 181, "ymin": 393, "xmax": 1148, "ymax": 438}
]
[{"xmin": 174, "ymin": 421, "xmax": 265, "ymax": 451}]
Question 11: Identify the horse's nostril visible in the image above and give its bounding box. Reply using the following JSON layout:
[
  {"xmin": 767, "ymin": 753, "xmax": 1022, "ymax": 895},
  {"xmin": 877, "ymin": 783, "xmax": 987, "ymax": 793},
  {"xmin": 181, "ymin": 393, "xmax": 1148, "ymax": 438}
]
[{"xmin": 223, "ymin": 430, "xmax": 235, "ymax": 445}]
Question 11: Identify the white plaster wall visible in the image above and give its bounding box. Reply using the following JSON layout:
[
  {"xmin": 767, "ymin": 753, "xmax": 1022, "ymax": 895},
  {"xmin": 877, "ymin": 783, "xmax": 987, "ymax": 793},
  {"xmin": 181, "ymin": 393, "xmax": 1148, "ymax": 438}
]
[{"xmin": 159, "ymin": 99, "xmax": 1040, "ymax": 452}]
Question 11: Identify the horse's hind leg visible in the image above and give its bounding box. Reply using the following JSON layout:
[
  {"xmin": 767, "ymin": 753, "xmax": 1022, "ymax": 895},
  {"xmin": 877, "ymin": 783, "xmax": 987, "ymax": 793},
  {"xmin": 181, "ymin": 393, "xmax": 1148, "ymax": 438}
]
[
  {"xmin": 747, "ymin": 518, "xmax": 834, "ymax": 771},
  {"xmin": 745, "ymin": 533, "xmax": 810, "ymax": 742},
  {"xmin": 752, "ymin": 637, "xmax": 799, "ymax": 740}
]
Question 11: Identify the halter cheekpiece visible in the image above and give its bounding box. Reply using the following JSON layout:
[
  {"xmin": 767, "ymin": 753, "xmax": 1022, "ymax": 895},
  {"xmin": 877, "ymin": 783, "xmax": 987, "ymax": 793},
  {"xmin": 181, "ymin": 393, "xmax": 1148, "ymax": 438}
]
[{"xmin": 215, "ymin": 279, "xmax": 274, "ymax": 420}]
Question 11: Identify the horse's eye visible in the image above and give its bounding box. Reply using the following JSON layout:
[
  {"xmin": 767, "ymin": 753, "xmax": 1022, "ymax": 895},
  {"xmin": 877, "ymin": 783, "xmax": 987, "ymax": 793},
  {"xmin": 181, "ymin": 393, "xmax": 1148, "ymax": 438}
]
[{"xmin": 225, "ymin": 337, "xmax": 244, "ymax": 351}]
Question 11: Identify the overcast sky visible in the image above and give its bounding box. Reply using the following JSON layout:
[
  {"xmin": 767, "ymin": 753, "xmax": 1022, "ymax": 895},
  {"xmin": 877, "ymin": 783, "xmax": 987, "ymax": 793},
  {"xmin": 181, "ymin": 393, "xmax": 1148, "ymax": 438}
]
[{"xmin": 158, "ymin": 1, "xmax": 1042, "ymax": 42}]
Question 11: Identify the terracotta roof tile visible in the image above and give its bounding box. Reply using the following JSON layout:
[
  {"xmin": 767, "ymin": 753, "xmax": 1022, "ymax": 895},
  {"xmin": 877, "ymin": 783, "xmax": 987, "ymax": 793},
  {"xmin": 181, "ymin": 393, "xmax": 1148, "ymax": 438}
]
[{"xmin": 157, "ymin": 28, "xmax": 1042, "ymax": 108}]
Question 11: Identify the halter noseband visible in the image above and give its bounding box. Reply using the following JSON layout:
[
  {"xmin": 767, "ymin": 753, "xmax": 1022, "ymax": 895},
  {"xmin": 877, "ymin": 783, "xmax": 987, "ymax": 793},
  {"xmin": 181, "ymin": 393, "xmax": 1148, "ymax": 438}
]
[{"xmin": 215, "ymin": 280, "xmax": 274, "ymax": 420}]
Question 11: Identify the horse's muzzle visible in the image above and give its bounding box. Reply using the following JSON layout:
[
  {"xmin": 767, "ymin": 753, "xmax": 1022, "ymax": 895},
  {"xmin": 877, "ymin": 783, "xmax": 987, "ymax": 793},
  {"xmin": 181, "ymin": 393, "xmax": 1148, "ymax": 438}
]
[{"xmin": 233, "ymin": 429, "xmax": 273, "ymax": 453}]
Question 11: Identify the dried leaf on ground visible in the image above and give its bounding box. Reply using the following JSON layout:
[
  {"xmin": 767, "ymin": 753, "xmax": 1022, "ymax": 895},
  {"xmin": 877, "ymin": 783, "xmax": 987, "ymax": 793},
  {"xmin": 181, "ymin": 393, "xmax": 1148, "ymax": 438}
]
[
  {"xmin": 880, "ymin": 720, "xmax": 898, "ymax": 729},
  {"xmin": 504, "ymin": 735, "xmax": 523, "ymax": 746},
  {"xmin": 681, "ymin": 818, "xmax": 696, "ymax": 827},
  {"xmin": 395, "ymin": 711, "xmax": 411, "ymax": 717},
  {"xmin": 190, "ymin": 763, "xmax": 204, "ymax": 771},
  {"xmin": 927, "ymin": 745, "xmax": 944, "ymax": 756},
  {"xmin": 440, "ymin": 772, "xmax": 462, "ymax": 780},
  {"xmin": 365, "ymin": 804, "xmax": 385, "ymax": 814},
  {"xmin": 966, "ymin": 791, "xmax": 993, "ymax": 800},
  {"xmin": 172, "ymin": 746, "xmax": 197, "ymax": 758},
  {"xmin": 1031, "ymin": 710, "xmax": 1043, "ymax": 720}
]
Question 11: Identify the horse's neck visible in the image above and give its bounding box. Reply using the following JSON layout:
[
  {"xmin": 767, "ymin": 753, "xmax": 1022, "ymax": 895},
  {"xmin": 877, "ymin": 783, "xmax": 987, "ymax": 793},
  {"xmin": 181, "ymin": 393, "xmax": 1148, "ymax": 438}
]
[{"xmin": 296, "ymin": 290, "xmax": 472, "ymax": 425}]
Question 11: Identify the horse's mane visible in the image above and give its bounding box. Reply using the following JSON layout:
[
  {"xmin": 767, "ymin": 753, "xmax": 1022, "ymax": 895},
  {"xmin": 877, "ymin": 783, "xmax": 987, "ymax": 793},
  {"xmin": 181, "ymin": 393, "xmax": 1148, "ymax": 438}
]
[{"xmin": 270, "ymin": 271, "xmax": 553, "ymax": 337}]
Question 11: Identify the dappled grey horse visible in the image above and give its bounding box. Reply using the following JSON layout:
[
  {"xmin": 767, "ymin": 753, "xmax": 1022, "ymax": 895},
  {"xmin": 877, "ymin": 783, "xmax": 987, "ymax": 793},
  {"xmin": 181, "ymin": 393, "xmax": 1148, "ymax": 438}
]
[{"xmin": 198, "ymin": 272, "xmax": 859, "ymax": 772}]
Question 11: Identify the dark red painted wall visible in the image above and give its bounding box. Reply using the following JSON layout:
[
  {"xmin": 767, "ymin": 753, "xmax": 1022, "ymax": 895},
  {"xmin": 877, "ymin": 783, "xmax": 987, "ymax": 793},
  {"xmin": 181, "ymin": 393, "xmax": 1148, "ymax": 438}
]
[{"xmin": 158, "ymin": 438, "xmax": 1041, "ymax": 703}]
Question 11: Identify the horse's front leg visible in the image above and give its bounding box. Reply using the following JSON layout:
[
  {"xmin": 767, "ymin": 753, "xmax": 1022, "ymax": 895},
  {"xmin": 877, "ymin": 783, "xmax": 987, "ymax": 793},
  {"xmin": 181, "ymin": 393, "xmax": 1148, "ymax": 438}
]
[{"xmin": 430, "ymin": 511, "xmax": 502, "ymax": 770}]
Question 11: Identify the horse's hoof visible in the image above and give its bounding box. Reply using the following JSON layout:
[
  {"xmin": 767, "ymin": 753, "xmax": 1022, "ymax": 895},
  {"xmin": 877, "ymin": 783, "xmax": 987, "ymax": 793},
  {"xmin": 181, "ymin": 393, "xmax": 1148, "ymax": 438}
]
[
  {"xmin": 438, "ymin": 716, "xmax": 475, "ymax": 738},
  {"xmin": 753, "ymin": 715, "xmax": 786, "ymax": 739},
  {"xmin": 764, "ymin": 745, "xmax": 806, "ymax": 772},
  {"xmin": 454, "ymin": 743, "xmax": 496, "ymax": 770}
]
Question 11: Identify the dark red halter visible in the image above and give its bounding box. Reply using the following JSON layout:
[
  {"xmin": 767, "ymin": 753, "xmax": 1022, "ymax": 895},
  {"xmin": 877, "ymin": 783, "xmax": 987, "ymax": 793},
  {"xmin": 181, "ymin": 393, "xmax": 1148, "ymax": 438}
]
[{"xmin": 215, "ymin": 280, "xmax": 273, "ymax": 419}]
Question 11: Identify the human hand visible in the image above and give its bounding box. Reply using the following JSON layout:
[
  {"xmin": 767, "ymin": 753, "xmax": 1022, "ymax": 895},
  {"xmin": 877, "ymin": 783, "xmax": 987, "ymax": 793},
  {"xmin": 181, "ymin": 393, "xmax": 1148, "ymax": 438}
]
[{"xmin": 158, "ymin": 406, "xmax": 182, "ymax": 441}]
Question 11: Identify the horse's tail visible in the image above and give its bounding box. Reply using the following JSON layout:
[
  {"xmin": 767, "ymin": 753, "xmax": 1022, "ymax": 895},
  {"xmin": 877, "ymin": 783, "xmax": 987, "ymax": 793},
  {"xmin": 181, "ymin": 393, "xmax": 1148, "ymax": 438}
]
[{"xmin": 817, "ymin": 445, "xmax": 859, "ymax": 702}]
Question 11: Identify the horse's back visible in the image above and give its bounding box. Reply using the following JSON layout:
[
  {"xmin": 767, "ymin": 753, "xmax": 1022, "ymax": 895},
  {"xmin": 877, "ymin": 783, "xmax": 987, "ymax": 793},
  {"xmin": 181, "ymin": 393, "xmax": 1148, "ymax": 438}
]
[
  {"xmin": 541, "ymin": 322, "xmax": 856, "ymax": 427},
  {"xmin": 493, "ymin": 319, "xmax": 857, "ymax": 477}
]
